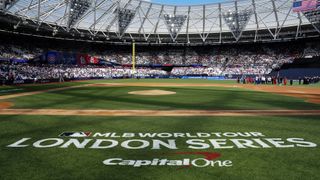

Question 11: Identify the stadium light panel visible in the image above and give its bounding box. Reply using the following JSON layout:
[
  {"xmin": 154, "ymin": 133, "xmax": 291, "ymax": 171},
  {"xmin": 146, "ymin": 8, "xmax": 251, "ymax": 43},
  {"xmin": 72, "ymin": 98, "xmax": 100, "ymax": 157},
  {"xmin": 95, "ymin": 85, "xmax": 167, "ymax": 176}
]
[
  {"xmin": 223, "ymin": 9, "xmax": 253, "ymax": 41},
  {"xmin": 164, "ymin": 14, "xmax": 187, "ymax": 42},
  {"xmin": 67, "ymin": 0, "xmax": 91, "ymax": 29},
  {"xmin": 117, "ymin": 8, "xmax": 136, "ymax": 38}
]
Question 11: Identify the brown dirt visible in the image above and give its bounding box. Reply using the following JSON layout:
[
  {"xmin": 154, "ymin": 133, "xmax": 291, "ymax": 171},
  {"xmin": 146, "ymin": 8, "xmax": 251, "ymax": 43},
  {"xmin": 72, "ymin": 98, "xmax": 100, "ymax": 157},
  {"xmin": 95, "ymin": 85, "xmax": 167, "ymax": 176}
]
[
  {"xmin": 244, "ymin": 85, "xmax": 320, "ymax": 104},
  {"xmin": 0, "ymin": 109, "xmax": 319, "ymax": 116},
  {"xmin": 0, "ymin": 102, "xmax": 13, "ymax": 109},
  {"xmin": 128, "ymin": 90, "xmax": 176, "ymax": 96}
]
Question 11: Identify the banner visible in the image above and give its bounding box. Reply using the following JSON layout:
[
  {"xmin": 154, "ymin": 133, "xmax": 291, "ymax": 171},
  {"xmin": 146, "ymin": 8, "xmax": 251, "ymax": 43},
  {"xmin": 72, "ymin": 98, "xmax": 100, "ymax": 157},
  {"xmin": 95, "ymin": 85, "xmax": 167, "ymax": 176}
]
[
  {"xmin": 181, "ymin": 76, "xmax": 225, "ymax": 80},
  {"xmin": 46, "ymin": 51, "xmax": 62, "ymax": 64},
  {"xmin": 86, "ymin": 56, "xmax": 99, "ymax": 64},
  {"xmin": 76, "ymin": 54, "xmax": 89, "ymax": 65},
  {"xmin": 62, "ymin": 52, "xmax": 77, "ymax": 65},
  {"xmin": 11, "ymin": 59, "xmax": 28, "ymax": 63}
]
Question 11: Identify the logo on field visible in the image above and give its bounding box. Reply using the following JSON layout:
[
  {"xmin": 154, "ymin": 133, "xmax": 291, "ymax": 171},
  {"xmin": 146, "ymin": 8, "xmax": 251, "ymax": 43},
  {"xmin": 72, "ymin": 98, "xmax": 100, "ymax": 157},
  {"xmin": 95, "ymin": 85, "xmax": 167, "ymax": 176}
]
[
  {"xmin": 169, "ymin": 152, "xmax": 221, "ymax": 161},
  {"xmin": 59, "ymin": 132, "xmax": 91, "ymax": 137},
  {"xmin": 6, "ymin": 131, "xmax": 318, "ymax": 168},
  {"xmin": 103, "ymin": 151, "xmax": 233, "ymax": 168}
]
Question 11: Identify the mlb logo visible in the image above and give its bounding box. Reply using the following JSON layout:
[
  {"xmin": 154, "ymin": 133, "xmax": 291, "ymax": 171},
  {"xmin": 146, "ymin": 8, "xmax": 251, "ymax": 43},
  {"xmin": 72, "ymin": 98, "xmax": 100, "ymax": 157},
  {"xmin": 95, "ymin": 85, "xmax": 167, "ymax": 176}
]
[{"xmin": 60, "ymin": 132, "xmax": 91, "ymax": 137}]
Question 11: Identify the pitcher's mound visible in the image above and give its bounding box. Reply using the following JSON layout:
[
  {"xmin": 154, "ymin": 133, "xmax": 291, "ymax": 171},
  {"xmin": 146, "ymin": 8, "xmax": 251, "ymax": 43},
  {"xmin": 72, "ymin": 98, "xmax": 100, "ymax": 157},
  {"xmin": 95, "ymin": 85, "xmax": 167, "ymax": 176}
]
[{"xmin": 128, "ymin": 90, "xmax": 176, "ymax": 96}]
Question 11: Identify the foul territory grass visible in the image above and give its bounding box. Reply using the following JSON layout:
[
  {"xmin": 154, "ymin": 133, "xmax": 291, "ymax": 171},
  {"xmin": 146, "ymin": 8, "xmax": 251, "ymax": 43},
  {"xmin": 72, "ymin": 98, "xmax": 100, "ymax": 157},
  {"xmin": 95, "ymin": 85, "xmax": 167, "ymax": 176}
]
[{"xmin": 0, "ymin": 115, "xmax": 319, "ymax": 180}]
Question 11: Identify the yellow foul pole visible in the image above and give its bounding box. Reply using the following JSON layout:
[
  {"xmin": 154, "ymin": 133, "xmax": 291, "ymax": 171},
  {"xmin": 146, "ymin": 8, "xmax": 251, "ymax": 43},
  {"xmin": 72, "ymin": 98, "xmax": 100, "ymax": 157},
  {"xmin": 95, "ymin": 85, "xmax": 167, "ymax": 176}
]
[{"xmin": 132, "ymin": 42, "xmax": 136, "ymax": 75}]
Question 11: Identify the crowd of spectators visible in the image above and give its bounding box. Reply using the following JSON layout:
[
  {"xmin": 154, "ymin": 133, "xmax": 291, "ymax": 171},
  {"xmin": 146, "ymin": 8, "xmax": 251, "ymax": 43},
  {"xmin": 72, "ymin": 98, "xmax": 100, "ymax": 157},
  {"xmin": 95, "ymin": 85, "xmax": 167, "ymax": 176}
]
[
  {"xmin": 237, "ymin": 76, "xmax": 291, "ymax": 85},
  {"xmin": 299, "ymin": 76, "xmax": 320, "ymax": 85},
  {"xmin": 236, "ymin": 75, "xmax": 320, "ymax": 86},
  {"xmin": 0, "ymin": 40, "xmax": 319, "ymax": 82},
  {"xmin": 0, "ymin": 64, "xmax": 168, "ymax": 83},
  {"xmin": 1, "ymin": 63, "xmax": 319, "ymax": 86},
  {"xmin": 98, "ymin": 45, "xmax": 298, "ymax": 75},
  {"xmin": 302, "ymin": 43, "xmax": 320, "ymax": 58},
  {"xmin": 171, "ymin": 67, "xmax": 222, "ymax": 76},
  {"xmin": 0, "ymin": 44, "xmax": 42, "ymax": 60}
]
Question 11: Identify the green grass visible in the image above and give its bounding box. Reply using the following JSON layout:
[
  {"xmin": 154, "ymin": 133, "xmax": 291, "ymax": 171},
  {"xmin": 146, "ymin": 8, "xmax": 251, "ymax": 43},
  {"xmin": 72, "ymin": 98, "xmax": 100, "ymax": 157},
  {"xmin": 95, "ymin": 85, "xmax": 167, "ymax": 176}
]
[
  {"xmin": 0, "ymin": 79, "xmax": 319, "ymax": 96},
  {"xmin": 0, "ymin": 115, "xmax": 319, "ymax": 180},
  {"xmin": 0, "ymin": 79, "xmax": 320, "ymax": 179},
  {"xmin": 0, "ymin": 79, "xmax": 229, "ymax": 96},
  {"xmin": 0, "ymin": 82, "xmax": 87, "ymax": 95},
  {"xmin": 6, "ymin": 85, "xmax": 320, "ymax": 110}
]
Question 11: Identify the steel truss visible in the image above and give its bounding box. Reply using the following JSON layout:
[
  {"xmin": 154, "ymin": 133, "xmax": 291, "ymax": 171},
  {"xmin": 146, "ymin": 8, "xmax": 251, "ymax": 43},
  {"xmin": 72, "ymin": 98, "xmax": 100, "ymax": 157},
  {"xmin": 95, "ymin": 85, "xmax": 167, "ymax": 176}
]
[
  {"xmin": 1, "ymin": 0, "xmax": 319, "ymax": 43},
  {"xmin": 303, "ymin": 8, "xmax": 320, "ymax": 33}
]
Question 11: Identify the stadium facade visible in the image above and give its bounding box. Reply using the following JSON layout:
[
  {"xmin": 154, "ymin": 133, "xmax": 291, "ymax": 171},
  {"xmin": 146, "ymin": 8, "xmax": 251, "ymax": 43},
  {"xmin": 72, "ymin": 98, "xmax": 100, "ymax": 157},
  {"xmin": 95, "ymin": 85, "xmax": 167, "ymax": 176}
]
[{"xmin": 0, "ymin": 0, "xmax": 319, "ymax": 45}]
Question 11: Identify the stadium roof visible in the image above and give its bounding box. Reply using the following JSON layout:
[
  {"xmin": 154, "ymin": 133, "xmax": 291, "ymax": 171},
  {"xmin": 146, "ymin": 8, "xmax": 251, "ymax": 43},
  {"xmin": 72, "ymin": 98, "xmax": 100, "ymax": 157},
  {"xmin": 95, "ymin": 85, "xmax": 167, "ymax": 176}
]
[
  {"xmin": 1, "ymin": 0, "xmax": 320, "ymax": 43},
  {"xmin": 152, "ymin": 0, "xmax": 225, "ymax": 6}
]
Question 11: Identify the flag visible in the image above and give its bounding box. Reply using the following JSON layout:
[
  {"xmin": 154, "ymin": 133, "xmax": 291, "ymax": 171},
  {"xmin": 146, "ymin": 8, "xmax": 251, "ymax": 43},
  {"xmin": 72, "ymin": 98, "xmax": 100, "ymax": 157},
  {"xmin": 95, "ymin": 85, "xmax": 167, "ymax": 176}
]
[
  {"xmin": 76, "ymin": 54, "xmax": 89, "ymax": 65},
  {"xmin": 46, "ymin": 51, "xmax": 61, "ymax": 64},
  {"xmin": 293, "ymin": 0, "xmax": 318, "ymax": 12},
  {"xmin": 86, "ymin": 56, "xmax": 100, "ymax": 64}
]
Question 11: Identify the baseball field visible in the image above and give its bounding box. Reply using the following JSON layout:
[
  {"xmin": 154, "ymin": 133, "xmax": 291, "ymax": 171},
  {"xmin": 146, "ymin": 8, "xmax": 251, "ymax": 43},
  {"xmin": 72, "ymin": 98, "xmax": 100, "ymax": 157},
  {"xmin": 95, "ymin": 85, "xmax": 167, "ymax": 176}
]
[{"xmin": 0, "ymin": 79, "xmax": 320, "ymax": 180}]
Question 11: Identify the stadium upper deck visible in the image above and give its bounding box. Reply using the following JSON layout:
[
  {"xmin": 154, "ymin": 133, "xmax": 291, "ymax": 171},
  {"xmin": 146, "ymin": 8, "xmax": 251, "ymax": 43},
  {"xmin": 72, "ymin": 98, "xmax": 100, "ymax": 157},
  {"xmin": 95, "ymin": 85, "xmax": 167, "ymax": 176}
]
[{"xmin": 0, "ymin": 0, "xmax": 319, "ymax": 44}]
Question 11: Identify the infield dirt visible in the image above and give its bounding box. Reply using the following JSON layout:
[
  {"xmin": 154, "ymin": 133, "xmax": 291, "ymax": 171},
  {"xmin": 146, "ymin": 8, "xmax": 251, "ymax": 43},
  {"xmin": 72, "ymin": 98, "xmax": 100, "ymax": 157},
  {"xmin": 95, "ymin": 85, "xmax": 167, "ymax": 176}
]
[
  {"xmin": 128, "ymin": 89, "xmax": 177, "ymax": 96},
  {"xmin": 0, "ymin": 102, "xmax": 13, "ymax": 109}
]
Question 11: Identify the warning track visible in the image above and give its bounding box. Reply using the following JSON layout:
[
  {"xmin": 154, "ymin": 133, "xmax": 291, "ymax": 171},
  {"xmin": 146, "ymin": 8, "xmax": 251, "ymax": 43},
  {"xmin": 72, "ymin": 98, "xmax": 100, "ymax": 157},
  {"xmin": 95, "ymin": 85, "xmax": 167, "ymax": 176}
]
[{"xmin": 0, "ymin": 109, "xmax": 319, "ymax": 116}]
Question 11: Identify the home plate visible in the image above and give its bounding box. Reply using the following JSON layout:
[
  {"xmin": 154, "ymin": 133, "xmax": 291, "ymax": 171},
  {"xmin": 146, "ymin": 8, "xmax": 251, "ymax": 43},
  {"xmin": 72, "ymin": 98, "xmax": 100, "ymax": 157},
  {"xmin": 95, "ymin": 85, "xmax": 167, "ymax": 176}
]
[{"xmin": 128, "ymin": 90, "xmax": 176, "ymax": 96}]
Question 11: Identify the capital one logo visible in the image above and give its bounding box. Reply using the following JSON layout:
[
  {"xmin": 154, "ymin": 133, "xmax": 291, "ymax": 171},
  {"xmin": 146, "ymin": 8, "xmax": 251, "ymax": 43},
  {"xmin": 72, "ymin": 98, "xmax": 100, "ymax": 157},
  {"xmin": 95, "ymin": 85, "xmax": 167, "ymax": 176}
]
[{"xmin": 103, "ymin": 152, "xmax": 233, "ymax": 168}]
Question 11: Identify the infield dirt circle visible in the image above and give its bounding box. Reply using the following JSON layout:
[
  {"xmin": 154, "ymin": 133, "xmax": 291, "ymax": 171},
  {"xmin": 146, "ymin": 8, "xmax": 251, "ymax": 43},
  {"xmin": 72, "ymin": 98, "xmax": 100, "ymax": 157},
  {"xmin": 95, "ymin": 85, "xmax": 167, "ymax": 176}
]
[{"xmin": 128, "ymin": 89, "xmax": 176, "ymax": 96}]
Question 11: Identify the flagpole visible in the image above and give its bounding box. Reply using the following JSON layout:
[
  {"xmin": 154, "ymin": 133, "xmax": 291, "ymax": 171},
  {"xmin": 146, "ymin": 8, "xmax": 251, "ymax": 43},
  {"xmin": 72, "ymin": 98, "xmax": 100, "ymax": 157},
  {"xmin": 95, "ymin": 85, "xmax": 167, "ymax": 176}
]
[{"xmin": 132, "ymin": 41, "xmax": 136, "ymax": 78}]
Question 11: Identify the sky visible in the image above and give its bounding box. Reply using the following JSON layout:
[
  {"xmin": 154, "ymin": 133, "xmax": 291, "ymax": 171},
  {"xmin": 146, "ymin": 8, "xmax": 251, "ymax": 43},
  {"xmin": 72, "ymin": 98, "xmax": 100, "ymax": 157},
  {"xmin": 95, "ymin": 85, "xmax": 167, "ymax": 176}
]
[{"xmin": 151, "ymin": 0, "xmax": 226, "ymax": 5}]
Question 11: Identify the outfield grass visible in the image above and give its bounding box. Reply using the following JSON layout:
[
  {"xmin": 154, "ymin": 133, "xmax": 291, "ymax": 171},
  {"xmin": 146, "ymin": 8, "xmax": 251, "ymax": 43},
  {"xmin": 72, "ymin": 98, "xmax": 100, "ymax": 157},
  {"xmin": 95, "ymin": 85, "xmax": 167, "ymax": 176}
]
[
  {"xmin": 2, "ymin": 79, "xmax": 319, "ymax": 110},
  {"xmin": 0, "ymin": 82, "xmax": 86, "ymax": 96},
  {"xmin": 0, "ymin": 115, "xmax": 319, "ymax": 180},
  {"xmin": 0, "ymin": 79, "xmax": 229, "ymax": 96},
  {"xmin": 0, "ymin": 79, "xmax": 319, "ymax": 95},
  {"xmin": 5, "ymin": 85, "xmax": 319, "ymax": 110}
]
